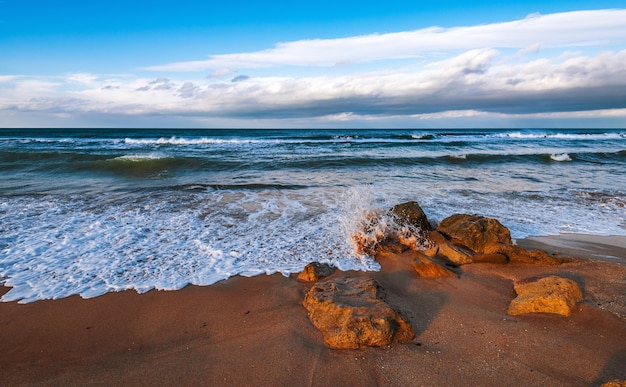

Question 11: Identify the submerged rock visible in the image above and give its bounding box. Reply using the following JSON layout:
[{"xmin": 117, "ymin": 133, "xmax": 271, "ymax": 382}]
[
  {"xmin": 507, "ymin": 275, "xmax": 583, "ymax": 317},
  {"xmin": 297, "ymin": 262, "xmax": 336, "ymax": 282},
  {"xmin": 302, "ymin": 277, "xmax": 414, "ymax": 349}
]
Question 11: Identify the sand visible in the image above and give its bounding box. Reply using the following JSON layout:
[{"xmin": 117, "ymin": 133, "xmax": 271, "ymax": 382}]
[{"xmin": 1, "ymin": 235, "xmax": 625, "ymax": 386}]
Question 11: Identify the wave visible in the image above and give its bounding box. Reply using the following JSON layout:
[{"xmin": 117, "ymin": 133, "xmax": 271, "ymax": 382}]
[
  {"xmin": 174, "ymin": 183, "xmax": 311, "ymax": 191},
  {"xmin": 123, "ymin": 137, "xmax": 260, "ymax": 146},
  {"xmin": 494, "ymin": 131, "xmax": 625, "ymax": 140},
  {"xmin": 550, "ymin": 153, "xmax": 572, "ymax": 162}
]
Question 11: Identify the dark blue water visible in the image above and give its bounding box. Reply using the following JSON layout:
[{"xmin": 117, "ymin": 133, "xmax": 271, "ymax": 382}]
[{"xmin": 1, "ymin": 128, "xmax": 624, "ymax": 302}]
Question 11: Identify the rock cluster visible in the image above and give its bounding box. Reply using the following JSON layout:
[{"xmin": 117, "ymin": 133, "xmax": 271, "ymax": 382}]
[
  {"xmin": 350, "ymin": 202, "xmax": 564, "ymax": 278},
  {"xmin": 302, "ymin": 277, "xmax": 414, "ymax": 349},
  {"xmin": 300, "ymin": 201, "xmax": 582, "ymax": 350},
  {"xmin": 434, "ymin": 214, "xmax": 564, "ymax": 265}
]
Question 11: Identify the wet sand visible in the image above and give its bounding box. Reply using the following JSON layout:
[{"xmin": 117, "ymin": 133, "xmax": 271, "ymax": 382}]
[{"xmin": 1, "ymin": 235, "xmax": 625, "ymax": 386}]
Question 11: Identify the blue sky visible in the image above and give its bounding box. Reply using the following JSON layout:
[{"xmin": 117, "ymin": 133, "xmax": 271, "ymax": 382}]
[{"xmin": 1, "ymin": 1, "xmax": 625, "ymax": 128}]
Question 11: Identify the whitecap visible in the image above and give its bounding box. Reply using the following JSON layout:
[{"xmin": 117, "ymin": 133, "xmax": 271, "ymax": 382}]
[{"xmin": 550, "ymin": 153, "xmax": 572, "ymax": 162}]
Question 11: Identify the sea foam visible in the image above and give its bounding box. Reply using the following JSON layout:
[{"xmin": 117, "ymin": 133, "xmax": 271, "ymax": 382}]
[{"xmin": 550, "ymin": 153, "xmax": 572, "ymax": 162}]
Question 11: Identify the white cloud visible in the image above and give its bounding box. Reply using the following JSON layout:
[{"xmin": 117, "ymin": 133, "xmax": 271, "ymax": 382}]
[
  {"xmin": 3, "ymin": 48, "xmax": 626, "ymax": 122},
  {"xmin": 145, "ymin": 9, "xmax": 626, "ymax": 72},
  {"xmin": 2, "ymin": 9, "xmax": 626, "ymax": 128}
]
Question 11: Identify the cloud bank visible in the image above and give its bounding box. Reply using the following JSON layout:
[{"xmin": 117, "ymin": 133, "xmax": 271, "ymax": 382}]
[
  {"xmin": 1, "ymin": 9, "xmax": 626, "ymax": 127},
  {"xmin": 145, "ymin": 9, "xmax": 626, "ymax": 71}
]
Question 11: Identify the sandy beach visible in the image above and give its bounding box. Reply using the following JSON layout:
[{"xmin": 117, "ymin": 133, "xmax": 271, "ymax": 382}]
[{"xmin": 1, "ymin": 235, "xmax": 625, "ymax": 386}]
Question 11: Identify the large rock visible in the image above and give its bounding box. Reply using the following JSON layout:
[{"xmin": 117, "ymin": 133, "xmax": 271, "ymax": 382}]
[
  {"xmin": 507, "ymin": 275, "xmax": 583, "ymax": 316},
  {"xmin": 437, "ymin": 214, "xmax": 511, "ymax": 253},
  {"xmin": 437, "ymin": 214, "xmax": 563, "ymax": 265},
  {"xmin": 391, "ymin": 201, "xmax": 432, "ymax": 233},
  {"xmin": 297, "ymin": 262, "xmax": 335, "ymax": 282},
  {"xmin": 302, "ymin": 277, "xmax": 414, "ymax": 349}
]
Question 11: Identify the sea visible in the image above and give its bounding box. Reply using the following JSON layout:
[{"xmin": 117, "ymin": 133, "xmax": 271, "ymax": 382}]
[{"xmin": 1, "ymin": 128, "xmax": 624, "ymax": 303}]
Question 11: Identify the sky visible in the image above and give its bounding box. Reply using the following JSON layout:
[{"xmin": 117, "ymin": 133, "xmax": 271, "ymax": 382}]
[{"xmin": 1, "ymin": 0, "xmax": 626, "ymax": 128}]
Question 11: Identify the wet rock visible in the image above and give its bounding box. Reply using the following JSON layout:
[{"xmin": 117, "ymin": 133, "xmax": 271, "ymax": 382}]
[
  {"xmin": 507, "ymin": 275, "xmax": 583, "ymax": 317},
  {"xmin": 411, "ymin": 253, "xmax": 457, "ymax": 278},
  {"xmin": 391, "ymin": 201, "xmax": 432, "ymax": 233},
  {"xmin": 351, "ymin": 211, "xmax": 388, "ymax": 256},
  {"xmin": 297, "ymin": 262, "xmax": 336, "ymax": 282},
  {"xmin": 302, "ymin": 277, "xmax": 414, "ymax": 349}
]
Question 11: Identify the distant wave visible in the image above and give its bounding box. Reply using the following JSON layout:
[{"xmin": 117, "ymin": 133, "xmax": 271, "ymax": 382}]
[
  {"xmin": 495, "ymin": 132, "xmax": 625, "ymax": 140},
  {"xmin": 124, "ymin": 137, "xmax": 258, "ymax": 146}
]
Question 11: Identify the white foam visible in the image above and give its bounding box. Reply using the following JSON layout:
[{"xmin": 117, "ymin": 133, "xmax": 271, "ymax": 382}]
[
  {"xmin": 123, "ymin": 137, "xmax": 256, "ymax": 146},
  {"xmin": 0, "ymin": 188, "xmax": 380, "ymax": 303},
  {"xmin": 498, "ymin": 132, "xmax": 625, "ymax": 140},
  {"xmin": 550, "ymin": 153, "xmax": 572, "ymax": 162},
  {"xmin": 110, "ymin": 153, "xmax": 167, "ymax": 161}
]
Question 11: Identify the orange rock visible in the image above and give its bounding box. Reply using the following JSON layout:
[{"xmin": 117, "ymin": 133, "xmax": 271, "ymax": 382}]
[
  {"xmin": 297, "ymin": 262, "xmax": 336, "ymax": 282},
  {"xmin": 411, "ymin": 254, "xmax": 457, "ymax": 278},
  {"xmin": 437, "ymin": 214, "xmax": 511, "ymax": 253},
  {"xmin": 436, "ymin": 243, "xmax": 475, "ymax": 265},
  {"xmin": 507, "ymin": 275, "xmax": 583, "ymax": 317},
  {"xmin": 602, "ymin": 380, "xmax": 626, "ymax": 387},
  {"xmin": 302, "ymin": 277, "xmax": 414, "ymax": 349},
  {"xmin": 427, "ymin": 230, "xmax": 449, "ymax": 246},
  {"xmin": 497, "ymin": 245, "xmax": 564, "ymax": 265}
]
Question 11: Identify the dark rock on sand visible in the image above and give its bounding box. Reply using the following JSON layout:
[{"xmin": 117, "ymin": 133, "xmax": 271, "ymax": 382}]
[
  {"xmin": 390, "ymin": 201, "xmax": 432, "ymax": 233},
  {"xmin": 507, "ymin": 275, "xmax": 583, "ymax": 317},
  {"xmin": 297, "ymin": 262, "xmax": 336, "ymax": 282},
  {"xmin": 302, "ymin": 277, "xmax": 414, "ymax": 349}
]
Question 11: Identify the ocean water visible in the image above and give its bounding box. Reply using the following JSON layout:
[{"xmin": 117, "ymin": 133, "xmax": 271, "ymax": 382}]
[{"xmin": 1, "ymin": 128, "xmax": 624, "ymax": 302}]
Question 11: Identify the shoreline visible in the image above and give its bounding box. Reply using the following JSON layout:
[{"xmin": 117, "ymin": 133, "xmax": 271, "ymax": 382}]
[
  {"xmin": 517, "ymin": 234, "xmax": 626, "ymax": 262},
  {"xmin": 1, "ymin": 234, "xmax": 625, "ymax": 385}
]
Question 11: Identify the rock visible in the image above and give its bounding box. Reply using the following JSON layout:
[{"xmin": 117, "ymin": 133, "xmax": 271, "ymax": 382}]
[
  {"xmin": 498, "ymin": 245, "xmax": 564, "ymax": 265},
  {"xmin": 507, "ymin": 275, "xmax": 583, "ymax": 317},
  {"xmin": 437, "ymin": 214, "xmax": 563, "ymax": 265},
  {"xmin": 602, "ymin": 381, "xmax": 626, "ymax": 387},
  {"xmin": 437, "ymin": 214, "xmax": 511, "ymax": 253},
  {"xmin": 375, "ymin": 241, "xmax": 407, "ymax": 256},
  {"xmin": 302, "ymin": 277, "xmax": 414, "ymax": 349},
  {"xmin": 427, "ymin": 230, "xmax": 449, "ymax": 246},
  {"xmin": 391, "ymin": 201, "xmax": 432, "ymax": 233},
  {"xmin": 350, "ymin": 211, "xmax": 388, "ymax": 256},
  {"xmin": 437, "ymin": 243, "xmax": 475, "ymax": 265},
  {"xmin": 411, "ymin": 253, "xmax": 456, "ymax": 278},
  {"xmin": 297, "ymin": 262, "xmax": 336, "ymax": 282}
]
